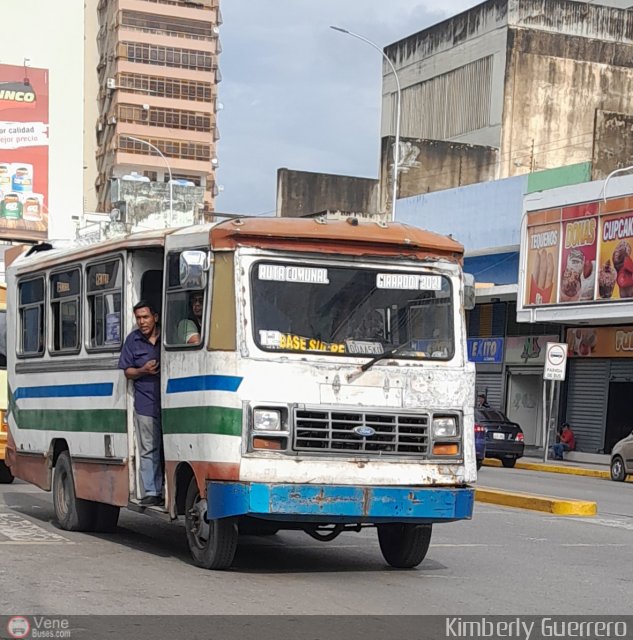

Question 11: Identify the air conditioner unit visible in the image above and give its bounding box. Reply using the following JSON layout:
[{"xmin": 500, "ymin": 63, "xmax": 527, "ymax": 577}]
[
  {"xmin": 106, "ymin": 78, "xmax": 116, "ymax": 90},
  {"xmin": 210, "ymin": 157, "xmax": 219, "ymax": 167},
  {"xmin": 108, "ymin": 116, "xmax": 117, "ymax": 125}
]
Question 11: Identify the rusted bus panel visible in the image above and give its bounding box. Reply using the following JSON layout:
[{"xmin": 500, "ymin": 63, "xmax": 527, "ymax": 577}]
[
  {"xmin": 209, "ymin": 251, "xmax": 237, "ymax": 351},
  {"xmin": 73, "ymin": 461, "xmax": 129, "ymax": 506},
  {"xmin": 210, "ymin": 219, "xmax": 463, "ymax": 261},
  {"xmin": 7, "ymin": 451, "xmax": 51, "ymax": 491}
]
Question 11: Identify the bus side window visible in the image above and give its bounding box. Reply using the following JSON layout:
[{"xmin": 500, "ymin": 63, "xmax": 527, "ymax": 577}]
[
  {"xmin": 18, "ymin": 277, "xmax": 45, "ymax": 357},
  {"xmin": 164, "ymin": 251, "xmax": 206, "ymax": 347},
  {"xmin": 50, "ymin": 268, "xmax": 81, "ymax": 353},
  {"xmin": 86, "ymin": 259, "xmax": 123, "ymax": 350}
]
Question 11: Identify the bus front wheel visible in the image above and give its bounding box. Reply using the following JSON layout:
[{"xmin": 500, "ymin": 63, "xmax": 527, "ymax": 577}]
[
  {"xmin": 377, "ymin": 523, "xmax": 432, "ymax": 569},
  {"xmin": 184, "ymin": 476, "xmax": 238, "ymax": 570},
  {"xmin": 52, "ymin": 451, "xmax": 97, "ymax": 531}
]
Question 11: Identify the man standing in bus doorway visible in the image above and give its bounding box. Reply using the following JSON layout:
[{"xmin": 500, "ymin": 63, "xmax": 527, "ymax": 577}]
[{"xmin": 118, "ymin": 301, "xmax": 163, "ymax": 506}]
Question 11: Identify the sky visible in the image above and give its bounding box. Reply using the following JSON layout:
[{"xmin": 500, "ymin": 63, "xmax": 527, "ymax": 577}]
[{"xmin": 216, "ymin": 0, "xmax": 478, "ymax": 215}]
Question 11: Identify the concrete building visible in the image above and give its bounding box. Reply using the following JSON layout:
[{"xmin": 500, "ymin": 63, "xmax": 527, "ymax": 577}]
[
  {"xmin": 94, "ymin": 0, "xmax": 221, "ymax": 217},
  {"xmin": 381, "ymin": 0, "xmax": 633, "ymax": 210}
]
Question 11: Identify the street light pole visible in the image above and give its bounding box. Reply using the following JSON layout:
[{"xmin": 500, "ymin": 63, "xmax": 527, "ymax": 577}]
[
  {"xmin": 330, "ymin": 26, "xmax": 401, "ymax": 221},
  {"xmin": 124, "ymin": 135, "xmax": 173, "ymax": 227}
]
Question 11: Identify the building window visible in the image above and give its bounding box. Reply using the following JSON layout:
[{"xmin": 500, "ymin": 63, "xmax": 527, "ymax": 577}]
[
  {"xmin": 18, "ymin": 277, "xmax": 45, "ymax": 357},
  {"xmin": 87, "ymin": 259, "xmax": 123, "ymax": 350},
  {"xmin": 50, "ymin": 269, "xmax": 81, "ymax": 353},
  {"xmin": 121, "ymin": 10, "xmax": 218, "ymax": 40},
  {"xmin": 143, "ymin": 171, "xmax": 158, "ymax": 181},
  {"xmin": 119, "ymin": 135, "xmax": 211, "ymax": 162},
  {"xmin": 117, "ymin": 72, "xmax": 214, "ymax": 101},
  {"xmin": 123, "ymin": 41, "xmax": 214, "ymax": 71},
  {"xmin": 118, "ymin": 104, "xmax": 212, "ymax": 132}
]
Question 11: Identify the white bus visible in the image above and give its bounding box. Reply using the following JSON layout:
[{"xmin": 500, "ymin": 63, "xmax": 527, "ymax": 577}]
[{"xmin": 5, "ymin": 217, "xmax": 476, "ymax": 569}]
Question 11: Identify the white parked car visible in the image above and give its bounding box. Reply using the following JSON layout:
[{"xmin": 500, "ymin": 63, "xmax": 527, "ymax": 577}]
[{"xmin": 610, "ymin": 431, "xmax": 633, "ymax": 482}]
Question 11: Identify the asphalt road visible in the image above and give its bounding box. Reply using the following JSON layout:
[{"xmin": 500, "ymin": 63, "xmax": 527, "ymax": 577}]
[{"xmin": 1, "ymin": 471, "xmax": 631, "ymax": 616}]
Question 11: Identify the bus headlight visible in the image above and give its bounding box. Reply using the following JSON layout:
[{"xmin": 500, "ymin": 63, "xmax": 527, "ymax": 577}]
[
  {"xmin": 253, "ymin": 409, "xmax": 281, "ymax": 431},
  {"xmin": 432, "ymin": 416, "xmax": 457, "ymax": 438}
]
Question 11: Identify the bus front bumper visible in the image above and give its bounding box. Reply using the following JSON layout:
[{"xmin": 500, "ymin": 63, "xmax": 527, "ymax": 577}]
[{"xmin": 206, "ymin": 482, "xmax": 474, "ymax": 523}]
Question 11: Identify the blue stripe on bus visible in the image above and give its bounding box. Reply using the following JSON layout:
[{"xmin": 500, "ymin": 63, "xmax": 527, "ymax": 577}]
[
  {"xmin": 166, "ymin": 374, "xmax": 243, "ymax": 394},
  {"xmin": 14, "ymin": 383, "xmax": 114, "ymax": 400}
]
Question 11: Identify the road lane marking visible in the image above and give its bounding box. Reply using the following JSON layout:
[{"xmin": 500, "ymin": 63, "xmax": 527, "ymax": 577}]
[
  {"xmin": 568, "ymin": 516, "xmax": 633, "ymax": 531},
  {"xmin": 0, "ymin": 513, "xmax": 72, "ymax": 544}
]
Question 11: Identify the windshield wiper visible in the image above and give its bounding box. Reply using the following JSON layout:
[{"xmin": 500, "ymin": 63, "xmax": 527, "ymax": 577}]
[{"xmin": 346, "ymin": 343, "xmax": 412, "ymax": 383}]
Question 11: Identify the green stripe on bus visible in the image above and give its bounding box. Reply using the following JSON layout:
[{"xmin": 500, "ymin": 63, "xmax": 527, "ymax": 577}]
[
  {"xmin": 162, "ymin": 406, "xmax": 242, "ymax": 436},
  {"xmin": 15, "ymin": 409, "xmax": 127, "ymax": 433}
]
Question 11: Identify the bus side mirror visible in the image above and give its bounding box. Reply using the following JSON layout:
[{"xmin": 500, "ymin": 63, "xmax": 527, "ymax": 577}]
[
  {"xmin": 464, "ymin": 273, "xmax": 476, "ymax": 310},
  {"xmin": 180, "ymin": 250, "xmax": 209, "ymax": 289}
]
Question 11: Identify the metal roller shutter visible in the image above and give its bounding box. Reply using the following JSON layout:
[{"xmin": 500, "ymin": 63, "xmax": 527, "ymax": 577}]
[
  {"xmin": 610, "ymin": 360, "xmax": 633, "ymax": 381},
  {"xmin": 475, "ymin": 372, "xmax": 503, "ymax": 410},
  {"xmin": 566, "ymin": 359, "xmax": 609, "ymax": 453}
]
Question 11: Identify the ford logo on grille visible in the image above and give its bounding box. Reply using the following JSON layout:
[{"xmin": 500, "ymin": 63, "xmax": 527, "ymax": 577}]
[{"xmin": 353, "ymin": 426, "xmax": 376, "ymax": 437}]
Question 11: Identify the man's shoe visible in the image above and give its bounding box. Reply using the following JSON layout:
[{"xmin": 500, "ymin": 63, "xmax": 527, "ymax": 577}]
[{"xmin": 139, "ymin": 495, "xmax": 162, "ymax": 506}]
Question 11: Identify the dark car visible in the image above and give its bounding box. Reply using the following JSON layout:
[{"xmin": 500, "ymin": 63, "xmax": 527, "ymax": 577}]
[
  {"xmin": 475, "ymin": 409, "xmax": 524, "ymax": 468},
  {"xmin": 474, "ymin": 423, "xmax": 486, "ymax": 470}
]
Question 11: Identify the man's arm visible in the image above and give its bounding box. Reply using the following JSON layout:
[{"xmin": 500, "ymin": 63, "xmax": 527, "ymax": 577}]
[{"xmin": 124, "ymin": 360, "xmax": 159, "ymax": 380}]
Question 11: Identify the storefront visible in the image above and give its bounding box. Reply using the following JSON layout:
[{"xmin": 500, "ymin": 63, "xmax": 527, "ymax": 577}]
[
  {"xmin": 504, "ymin": 335, "xmax": 559, "ymax": 447},
  {"xmin": 565, "ymin": 326, "xmax": 633, "ymax": 454},
  {"xmin": 467, "ymin": 337, "xmax": 504, "ymax": 408}
]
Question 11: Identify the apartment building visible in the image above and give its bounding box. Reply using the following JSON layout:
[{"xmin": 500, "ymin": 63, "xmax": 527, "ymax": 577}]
[{"xmin": 95, "ymin": 0, "xmax": 221, "ymax": 217}]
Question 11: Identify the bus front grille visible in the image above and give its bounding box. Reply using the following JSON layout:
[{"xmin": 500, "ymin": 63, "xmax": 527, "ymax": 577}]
[{"xmin": 293, "ymin": 408, "xmax": 430, "ymax": 455}]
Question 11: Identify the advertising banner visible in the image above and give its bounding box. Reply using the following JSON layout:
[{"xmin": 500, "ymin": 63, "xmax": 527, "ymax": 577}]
[
  {"xmin": 566, "ymin": 326, "xmax": 633, "ymax": 358},
  {"xmin": 597, "ymin": 211, "xmax": 633, "ymax": 300},
  {"xmin": 0, "ymin": 64, "xmax": 48, "ymax": 241},
  {"xmin": 505, "ymin": 335, "xmax": 559, "ymax": 365},
  {"xmin": 559, "ymin": 205, "xmax": 598, "ymax": 303},
  {"xmin": 467, "ymin": 338, "xmax": 504, "ymax": 364},
  {"xmin": 525, "ymin": 223, "xmax": 559, "ymax": 305}
]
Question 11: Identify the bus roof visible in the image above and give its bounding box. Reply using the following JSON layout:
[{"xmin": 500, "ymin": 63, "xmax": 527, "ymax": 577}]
[
  {"xmin": 6, "ymin": 217, "xmax": 463, "ymax": 274},
  {"xmin": 209, "ymin": 218, "xmax": 463, "ymax": 261}
]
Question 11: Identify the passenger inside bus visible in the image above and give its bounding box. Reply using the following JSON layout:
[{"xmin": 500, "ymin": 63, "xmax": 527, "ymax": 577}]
[{"xmin": 177, "ymin": 291, "xmax": 203, "ymax": 345}]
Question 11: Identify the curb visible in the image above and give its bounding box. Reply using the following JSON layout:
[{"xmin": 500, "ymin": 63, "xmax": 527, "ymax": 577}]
[
  {"xmin": 483, "ymin": 457, "xmax": 617, "ymax": 479},
  {"xmin": 475, "ymin": 487, "xmax": 597, "ymax": 516}
]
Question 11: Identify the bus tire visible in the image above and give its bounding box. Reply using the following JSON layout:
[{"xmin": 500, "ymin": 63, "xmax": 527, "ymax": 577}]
[
  {"xmin": 185, "ymin": 476, "xmax": 237, "ymax": 570},
  {"xmin": 93, "ymin": 503, "xmax": 120, "ymax": 533},
  {"xmin": 0, "ymin": 460, "xmax": 14, "ymax": 484},
  {"xmin": 377, "ymin": 523, "xmax": 432, "ymax": 569},
  {"xmin": 53, "ymin": 451, "xmax": 97, "ymax": 532}
]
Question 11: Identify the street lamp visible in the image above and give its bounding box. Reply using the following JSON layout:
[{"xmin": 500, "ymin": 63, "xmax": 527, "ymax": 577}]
[
  {"xmin": 124, "ymin": 135, "xmax": 173, "ymax": 227},
  {"xmin": 330, "ymin": 25, "xmax": 402, "ymax": 221}
]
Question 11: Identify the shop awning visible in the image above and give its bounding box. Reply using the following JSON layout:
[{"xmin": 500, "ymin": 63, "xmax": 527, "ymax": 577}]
[{"xmin": 464, "ymin": 251, "xmax": 519, "ymax": 286}]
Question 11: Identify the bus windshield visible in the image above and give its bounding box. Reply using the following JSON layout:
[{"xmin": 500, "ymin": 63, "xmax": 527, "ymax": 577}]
[{"xmin": 251, "ymin": 262, "xmax": 454, "ymax": 360}]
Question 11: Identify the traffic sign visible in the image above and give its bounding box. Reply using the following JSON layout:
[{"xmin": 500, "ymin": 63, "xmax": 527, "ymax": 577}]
[{"xmin": 544, "ymin": 342, "xmax": 568, "ymax": 381}]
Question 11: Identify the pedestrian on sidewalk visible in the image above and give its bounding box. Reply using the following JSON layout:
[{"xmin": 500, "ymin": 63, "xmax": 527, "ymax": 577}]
[{"xmin": 551, "ymin": 422, "xmax": 576, "ymax": 460}]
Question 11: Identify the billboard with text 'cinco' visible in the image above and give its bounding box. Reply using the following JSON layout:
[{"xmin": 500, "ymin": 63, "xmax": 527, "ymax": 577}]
[{"xmin": 0, "ymin": 64, "xmax": 48, "ymax": 241}]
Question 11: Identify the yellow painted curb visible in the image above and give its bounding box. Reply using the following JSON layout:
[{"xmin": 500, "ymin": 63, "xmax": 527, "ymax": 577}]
[
  {"xmin": 475, "ymin": 487, "xmax": 597, "ymax": 516},
  {"xmin": 482, "ymin": 457, "xmax": 633, "ymax": 481}
]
